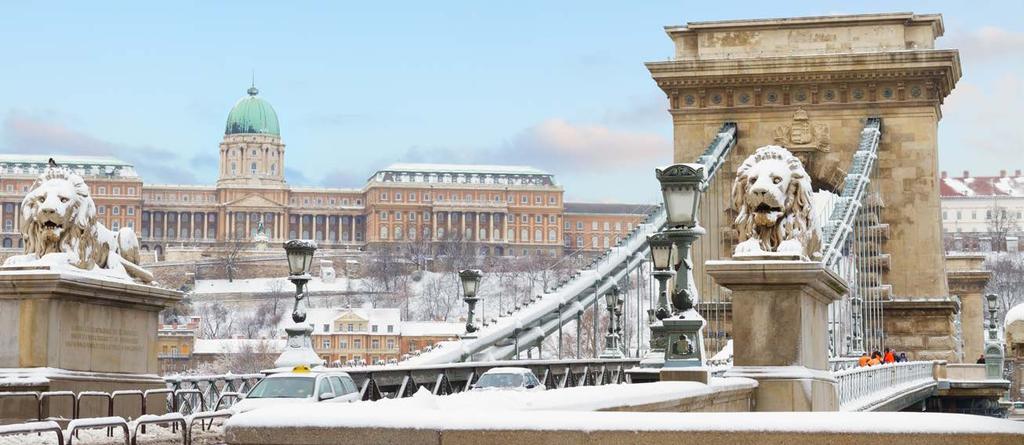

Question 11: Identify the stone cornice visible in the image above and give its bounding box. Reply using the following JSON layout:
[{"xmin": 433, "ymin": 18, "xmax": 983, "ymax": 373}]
[
  {"xmin": 646, "ymin": 50, "xmax": 961, "ymax": 99},
  {"xmin": 669, "ymin": 12, "xmax": 943, "ymax": 37}
]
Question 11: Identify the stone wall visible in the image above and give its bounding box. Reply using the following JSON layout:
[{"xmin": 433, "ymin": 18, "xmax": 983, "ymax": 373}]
[{"xmin": 883, "ymin": 298, "xmax": 960, "ymax": 361}]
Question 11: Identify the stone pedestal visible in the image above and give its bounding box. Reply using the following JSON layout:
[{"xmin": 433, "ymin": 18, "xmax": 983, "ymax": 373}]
[
  {"xmin": 0, "ymin": 265, "xmax": 181, "ymax": 422},
  {"xmin": 883, "ymin": 298, "xmax": 960, "ymax": 362},
  {"xmin": 274, "ymin": 323, "xmax": 322, "ymax": 369},
  {"xmin": 707, "ymin": 260, "xmax": 846, "ymax": 411},
  {"xmin": 945, "ymin": 254, "xmax": 991, "ymax": 363}
]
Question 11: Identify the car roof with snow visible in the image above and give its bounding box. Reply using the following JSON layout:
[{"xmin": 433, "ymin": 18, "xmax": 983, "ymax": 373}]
[{"xmin": 481, "ymin": 367, "xmax": 534, "ymax": 374}]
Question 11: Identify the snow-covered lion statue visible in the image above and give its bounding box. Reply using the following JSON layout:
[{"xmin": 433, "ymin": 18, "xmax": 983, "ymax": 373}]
[
  {"xmin": 3, "ymin": 160, "xmax": 154, "ymax": 283},
  {"xmin": 731, "ymin": 145, "xmax": 821, "ymax": 259}
]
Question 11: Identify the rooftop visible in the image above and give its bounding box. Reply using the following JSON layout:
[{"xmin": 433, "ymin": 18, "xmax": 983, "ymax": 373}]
[
  {"xmin": 378, "ymin": 163, "xmax": 550, "ymax": 177},
  {"xmin": 0, "ymin": 154, "xmax": 139, "ymax": 178},
  {"xmin": 563, "ymin": 202, "xmax": 658, "ymax": 215},
  {"xmin": 940, "ymin": 170, "xmax": 1024, "ymax": 198},
  {"xmin": 192, "ymin": 338, "xmax": 286, "ymax": 355}
]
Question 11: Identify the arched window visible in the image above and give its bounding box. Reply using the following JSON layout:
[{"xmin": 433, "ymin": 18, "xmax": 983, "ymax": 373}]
[
  {"xmin": 591, "ymin": 235, "xmax": 598, "ymax": 248},
  {"xmin": 271, "ymin": 163, "xmax": 276, "ymax": 174},
  {"xmin": 521, "ymin": 228, "xmax": 529, "ymax": 242},
  {"xmin": 548, "ymin": 229, "xmax": 556, "ymax": 242},
  {"xmin": 2, "ymin": 238, "xmax": 11, "ymax": 248},
  {"xmin": 251, "ymin": 162, "xmax": 257, "ymax": 174},
  {"xmin": 380, "ymin": 226, "xmax": 389, "ymax": 240},
  {"xmin": 408, "ymin": 227, "xmax": 416, "ymax": 240},
  {"xmin": 395, "ymin": 225, "xmax": 404, "ymax": 240},
  {"xmin": 534, "ymin": 229, "xmax": 542, "ymax": 242},
  {"xmin": 231, "ymin": 162, "xmax": 237, "ymax": 175}
]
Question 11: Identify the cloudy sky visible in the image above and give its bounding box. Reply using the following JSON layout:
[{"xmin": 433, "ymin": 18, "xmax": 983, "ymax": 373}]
[{"xmin": 1, "ymin": 1, "xmax": 1020, "ymax": 202}]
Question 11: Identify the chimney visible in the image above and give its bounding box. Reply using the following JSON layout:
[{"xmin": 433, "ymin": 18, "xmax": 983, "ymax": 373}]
[
  {"xmin": 963, "ymin": 170, "xmax": 970, "ymax": 178},
  {"xmin": 1000, "ymin": 170, "xmax": 1007, "ymax": 178},
  {"xmin": 941, "ymin": 171, "xmax": 948, "ymax": 179}
]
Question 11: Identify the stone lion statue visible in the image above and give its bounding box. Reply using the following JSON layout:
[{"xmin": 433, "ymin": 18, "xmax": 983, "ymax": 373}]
[
  {"xmin": 731, "ymin": 145, "xmax": 821, "ymax": 259},
  {"xmin": 3, "ymin": 161, "xmax": 154, "ymax": 283}
]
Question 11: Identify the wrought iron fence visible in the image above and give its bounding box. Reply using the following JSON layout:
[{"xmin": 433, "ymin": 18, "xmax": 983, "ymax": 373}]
[{"xmin": 835, "ymin": 361, "xmax": 935, "ymax": 411}]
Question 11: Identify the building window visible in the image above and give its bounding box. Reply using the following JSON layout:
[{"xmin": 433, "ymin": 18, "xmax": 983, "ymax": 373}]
[
  {"xmin": 591, "ymin": 235, "xmax": 598, "ymax": 248},
  {"xmin": 521, "ymin": 228, "xmax": 529, "ymax": 242},
  {"xmin": 956, "ymin": 211, "xmax": 962, "ymax": 220},
  {"xmin": 591, "ymin": 221, "xmax": 598, "ymax": 230},
  {"xmin": 339, "ymin": 339, "xmax": 347, "ymax": 349},
  {"xmin": 380, "ymin": 226, "xmax": 389, "ymax": 240},
  {"xmin": 535, "ymin": 229, "xmax": 542, "ymax": 242},
  {"xmin": 380, "ymin": 191, "xmax": 388, "ymax": 201},
  {"xmin": 321, "ymin": 339, "xmax": 331, "ymax": 349},
  {"xmin": 112, "ymin": 187, "xmax": 120, "ymax": 195},
  {"xmin": 395, "ymin": 212, "xmax": 402, "ymax": 221},
  {"xmin": 347, "ymin": 323, "xmax": 354, "ymax": 332},
  {"xmin": 112, "ymin": 207, "xmax": 120, "ymax": 215},
  {"xmin": 576, "ymin": 235, "xmax": 583, "ymax": 247},
  {"xmin": 353, "ymin": 339, "xmax": 362, "ymax": 349},
  {"xmin": 371, "ymin": 339, "xmax": 380, "ymax": 349},
  {"xmin": 548, "ymin": 229, "xmax": 556, "ymax": 242},
  {"xmin": 942, "ymin": 211, "xmax": 947, "ymax": 220},
  {"xmin": 615, "ymin": 222, "xmax": 621, "ymax": 231},
  {"xmin": 387, "ymin": 339, "xmax": 395, "ymax": 349},
  {"xmin": 323, "ymin": 324, "xmax": 330, "ymax": 332},
  {"xmin": 564, "ymin": 221, "xmax": 570, "ymax": 230},
  {"xmin": 371, "ymin": 325, "xmax": 378, "ymax": 333},
  {"xmin": 99, "ymin": 206, "xmax": 106, "ymax": 215},
  {"xmin": 250, "ymin": 162, "xmax": 257, "ymax": 174},
  {"xmin": 387, "ymin": 325, "xmax": 394, "ymax": 333},
  {"xmin": 535, "ymin": 215, "xmax": 542, "ymax": 224},
  {"xmin": 380, "ymin": 211, "xmax": 388, "ymax": 221},
  {"xmin": 521, "ymin": 195, "xmax": 528, "ymax": 204},
  {"xmin": 395, "ymin": 192, "xmax": 402, "ymax": 202}
]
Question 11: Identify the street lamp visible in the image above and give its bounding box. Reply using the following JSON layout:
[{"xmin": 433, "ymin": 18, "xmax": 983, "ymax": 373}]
[
  {"xmin": 655, "ymin": 163, "xmax": 707, "ymax": 315},
  {"xmin": 600, "ymin": 284, "xmax": 625, "ymax": 358},
  {"xmin": 460, "ymin": 269, "xmax": 483, "ymax": 337},
  {"xmin": 986, "ymin": 293, "xmax": 1000, "ymax": 337},
  {"xmin": 647, "ymin": 232, "xmax": 675, "ymax": 320},
  {"xmin": 274, "ymin": 239, "xmax": 321, "ymax": 369}
]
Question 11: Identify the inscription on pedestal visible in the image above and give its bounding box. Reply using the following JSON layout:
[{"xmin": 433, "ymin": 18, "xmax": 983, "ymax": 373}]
[{"xmin": 65, "ymin": 326, "xmax": 142, "ymax": 353}]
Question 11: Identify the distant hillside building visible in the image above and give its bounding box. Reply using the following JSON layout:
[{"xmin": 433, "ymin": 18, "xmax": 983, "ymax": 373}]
[
  {"xmin": 940, "ymin": 170, "xmax": 1024, "ymax": 252},
  {"xmin": 0, "ymin": 85, "xmax": 653, "ymax": 257}
]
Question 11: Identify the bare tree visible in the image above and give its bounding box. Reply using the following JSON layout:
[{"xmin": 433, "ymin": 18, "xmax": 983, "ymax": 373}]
[
  {"xmin": 196, "ymin": 340, "xmax": 280, "ymax": 374},
  {"xmin": 986, "ymin": 252, "xmax": 1024, "ymax": 325},
  {"xmin": 206, "ymin": 236, "xmax": 246, "ymax": 282},
  {"xmin": 987, "ymin": 204, "xmax": 1021, "ymax": 252},
  {"xmin": 265, "ymin": 279, "xmax": 290, "ymax": 315},
  {"xmin": 417, "ymin": 272, "xmax": 461, "ymax": 321},
  {"xmin": 198, "ymin": 302, "xmax": 234, "ymax": 339},
  {"xmin": 237, "ymin": 300, "xmax": 285, "ymax": 338}
]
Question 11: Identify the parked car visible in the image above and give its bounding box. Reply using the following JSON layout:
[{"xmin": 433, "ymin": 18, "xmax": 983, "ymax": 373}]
[
  {"xmin": 231, "ymin": 366, "xmax": 361, "ymax": 413},
  {"xmin": 471, "ymin": 367, "xmax": 545, "ymax": 391}
]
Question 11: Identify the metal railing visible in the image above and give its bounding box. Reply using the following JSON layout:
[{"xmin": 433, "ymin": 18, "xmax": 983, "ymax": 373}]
[
  {"xmin": 835, "ymin": 361, "xmax": 935, "ymax": 411},
  {"xmin": 346, "ymin": 358, "xmax": 640, "ymax": 401}
]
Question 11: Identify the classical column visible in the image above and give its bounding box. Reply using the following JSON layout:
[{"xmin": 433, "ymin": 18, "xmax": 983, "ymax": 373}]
[
  {"xmin": 298, "ymin": 214, "xmax": 304, "ymax": 238},
  {"xmin": 336, "ymin": 215, "xmax": 342, "ymax": 243},
  {"xmin": 177, "ymin": 213, "xmax": 183, "ymax": 240},
  {"xmin": 461, "ymin": 212, "xmax": 467, "ymax": 240},
  {"xmin": 200, "ymin": 213, "xmax": 206, "ymax": 240},
  {"xmin": 162, "ymin": 212, "xmax": 168, "ymax": 240},
  {"xmin": 490, "ymin": 213, "xmax": 496, "ymax": 242},
  {"xmin": 431, "ymin": 212, "xmax": 438, "ymax": 241},
  {"xmin": 446, "ymin": 212, "xmax": 452, "ymax": 239},
  {"xmin": 14, "ymin": 204, "xmax": 19, "ymax": 232},
  {"xmin": 502, "ymin": 213, "xmax": 508, "ymax": 243},
  {"xmin": 349, "ymin": 216, "xmax": 355, "ymax": 242}
]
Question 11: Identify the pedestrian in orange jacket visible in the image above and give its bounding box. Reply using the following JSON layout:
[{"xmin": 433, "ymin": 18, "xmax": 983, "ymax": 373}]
[{"xmin": 883, "ymin": 348, "xmax": 896, "ymax": 364}]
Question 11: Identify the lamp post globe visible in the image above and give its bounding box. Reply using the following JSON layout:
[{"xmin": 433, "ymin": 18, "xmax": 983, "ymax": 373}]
[
  {"xmin": 459, "ymin": 269, "xmax": 484, "ymax": 337},
  {"xmin": 655, "ymin": 163, "xmax": 705, "ymax": 229},
  {"xmin": 284, "ymin": 239, "xmax": 317, "ymax": 276}
]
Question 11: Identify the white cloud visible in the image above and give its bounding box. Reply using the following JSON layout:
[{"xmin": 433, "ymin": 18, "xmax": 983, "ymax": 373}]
[{"xmin": 942, "ymin": 26, "xmax": 1024, "ymax": 62}]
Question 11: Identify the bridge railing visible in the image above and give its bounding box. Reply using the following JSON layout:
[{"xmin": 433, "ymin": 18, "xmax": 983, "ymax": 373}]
[{"xmin": 835, "ymin": 361, "xmax": 935, "ymax": 411}]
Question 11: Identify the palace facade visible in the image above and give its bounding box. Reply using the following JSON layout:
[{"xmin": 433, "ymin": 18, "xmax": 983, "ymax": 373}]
[{"xmin": 0, "ymin": 85, "xmax": 652, "ymax": 257}]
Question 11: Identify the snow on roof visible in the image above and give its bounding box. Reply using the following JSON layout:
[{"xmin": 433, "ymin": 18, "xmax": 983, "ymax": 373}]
[
  {"xmin": 379, "ymin": 163, "xmax": 550, "ymax": 176},
  {"xmin": 0, "ymin": 154, "xmax": 139, "ymax": 178},
  {"xmin": 299, "ymin": 307, "xmax": 402, "ymax": 334},
  {"xmin": 193, "ymin": 277, "xmax": 357, "ymax": 295},
  {"xmin": 192, "ymin": 338, "xmax": 286, "ymax": 355},
  {"xmin": 399, "ymin": 321, "xmax": 463, "ymax": 337},
  {"xmin": 941, "ymin": 173, "xmax": 1024, "ymax": 198}
]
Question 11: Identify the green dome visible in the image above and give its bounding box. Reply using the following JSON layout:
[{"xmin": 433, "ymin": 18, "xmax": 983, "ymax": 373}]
[{"xmin": 225, "ymin": 86, "xmax": 280, "ymax": 136}]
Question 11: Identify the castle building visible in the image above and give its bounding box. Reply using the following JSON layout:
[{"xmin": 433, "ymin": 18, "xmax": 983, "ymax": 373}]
[{"xmin": 0, "ymin": 85, "xmax": 651, "ymax": 256}]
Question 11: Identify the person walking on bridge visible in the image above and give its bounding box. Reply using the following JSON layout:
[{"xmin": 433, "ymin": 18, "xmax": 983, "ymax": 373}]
[
  {"xmin": 858, "ymin": 352, "xmax": 870, "ymax": 367},
  {"xmin": 883, "ymin": 348, "xmax": 895, "ymax": 364}
]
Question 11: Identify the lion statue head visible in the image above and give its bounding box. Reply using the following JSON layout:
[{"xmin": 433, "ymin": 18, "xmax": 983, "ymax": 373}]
[
  {"xmin": 731, "ymin": 145, "xmax": 821, "ymax": 259},
  {"xmin": 4, "ymin": 161, "xmax": 151, "ymax": 283}
]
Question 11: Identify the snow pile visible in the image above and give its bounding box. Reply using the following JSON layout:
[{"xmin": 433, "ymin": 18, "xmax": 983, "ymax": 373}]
[
  {"xmin": 227, "ymin": 399, "xmax": 1024, "ymax": 435},
  {"xmin": 1005, "ymin": 302, "xmax": 1024, "ymax": 329},
  {"xmin": 230, "ymin": 378, "xmax": 756, "ymax": 428}
]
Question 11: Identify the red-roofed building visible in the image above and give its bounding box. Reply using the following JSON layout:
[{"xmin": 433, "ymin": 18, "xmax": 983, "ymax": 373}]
[{"xmin": 940, "ymin": 170, "xmax": 1023, "ymax": 252}]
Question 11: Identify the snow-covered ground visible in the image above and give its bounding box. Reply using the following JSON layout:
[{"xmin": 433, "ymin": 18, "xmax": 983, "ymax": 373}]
[{"xmin": 0, "ymin": 421, "xmax": 226, "ymax": 445}]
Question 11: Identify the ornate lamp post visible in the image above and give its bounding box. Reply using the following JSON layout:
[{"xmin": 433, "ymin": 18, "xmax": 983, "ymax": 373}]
[
  {"xmin": 637, "ymin": 163, "xmax": 708, "ymax": 373},
  {"xmin": 460, "ymin": 269, "xmax": 483, "ymax": 338},
  {"xmin": 274, "ymin": 239, "xmax": 322, "ymax": 369},
  {"xmin": 600, "ymin": 285, "xmax": 625, "ymax": 358},
  {"xmin": 655, "ymin": 163, "xmax": 706, "ymax": 315},
  {"xmin": 647, "ymin": 232, "xmax": 675, "ymax": 320},
  {"xmin": 984, "ymin": 293, "xmax": 1005, "ymax": 380}
]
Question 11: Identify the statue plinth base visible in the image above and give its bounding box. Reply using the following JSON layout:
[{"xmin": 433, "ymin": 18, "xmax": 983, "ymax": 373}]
[
  {"xmin": 0, "ymin": 265, "xmax": 181, "ymax": 422},
  {"xmin": 629, "ymin": 312, "xmax": 708, "ymax": 383},
  {"xmin": 274, "ymin": 323, "xmax": 322, "ymax": 369},
  {"xmin": 707, "ymin": 259, "xmax": 846, "ymax": 411}
]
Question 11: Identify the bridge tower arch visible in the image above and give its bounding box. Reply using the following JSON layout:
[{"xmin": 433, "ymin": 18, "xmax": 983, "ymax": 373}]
[{"xmin": 647, "ymin": 13, "xmax": 961, "ymax": 304}]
